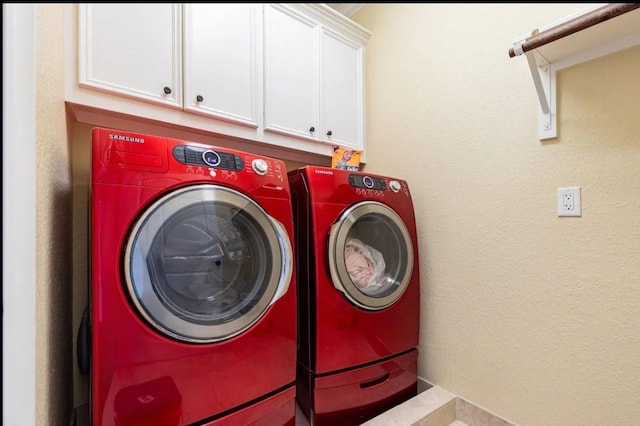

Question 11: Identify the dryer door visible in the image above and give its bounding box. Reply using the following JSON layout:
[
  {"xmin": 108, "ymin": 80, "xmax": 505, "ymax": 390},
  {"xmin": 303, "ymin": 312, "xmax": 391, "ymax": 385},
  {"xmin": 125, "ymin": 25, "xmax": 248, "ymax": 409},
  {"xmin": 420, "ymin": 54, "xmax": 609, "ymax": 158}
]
[
  {"xmin": 123, "ymin": 184, "xmax": 292, "ymax": 343},
  {"xmin": 328, "ymin": 201, "xmax": 414, "ymax": 310}
]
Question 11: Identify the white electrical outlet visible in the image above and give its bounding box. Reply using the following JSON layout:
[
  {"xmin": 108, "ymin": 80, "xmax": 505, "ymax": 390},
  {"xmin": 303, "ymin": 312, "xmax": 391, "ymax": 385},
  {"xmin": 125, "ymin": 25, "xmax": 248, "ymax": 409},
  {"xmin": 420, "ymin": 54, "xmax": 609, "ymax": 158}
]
[{"xmin": 557, "ymin": 187, "xmax": 581, "ymax": 217}]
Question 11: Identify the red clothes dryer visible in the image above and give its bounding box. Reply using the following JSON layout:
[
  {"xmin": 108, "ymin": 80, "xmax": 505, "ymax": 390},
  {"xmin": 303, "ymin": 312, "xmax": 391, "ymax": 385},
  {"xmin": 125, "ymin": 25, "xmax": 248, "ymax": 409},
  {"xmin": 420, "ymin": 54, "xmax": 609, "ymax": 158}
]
[
  {"xmin": 84, "ymin": 127, "xmax": 297, "ymax": 425},
  {"xmin": 288, "ymin": 166, "xmax": 420, "ymax": 425}
]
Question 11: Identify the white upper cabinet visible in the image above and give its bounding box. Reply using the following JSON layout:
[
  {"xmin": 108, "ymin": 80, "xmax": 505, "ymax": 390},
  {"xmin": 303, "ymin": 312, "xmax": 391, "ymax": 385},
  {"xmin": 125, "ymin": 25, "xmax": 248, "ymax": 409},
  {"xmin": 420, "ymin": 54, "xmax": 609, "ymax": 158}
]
[
  {"xmin": 321, "ymin": 28, "xmax": 363, "ymax": 150},
  {"xmin": 78, "ymin": 4, "xmax": 182, "ymax": 108},
  {"xmin": 68, "ymin": 4, "xmax": 370, "ymax": 160},
  {"xmin": 183, "ymin": 4, "xmax": 260, "ymax": 128},
  {"xmin": 264, "ymin": 4, "xmax": 319, "ymax": 141},
  {"xmin": 264, "ymin": 4, "xmax": 368, "ymax": 151}
]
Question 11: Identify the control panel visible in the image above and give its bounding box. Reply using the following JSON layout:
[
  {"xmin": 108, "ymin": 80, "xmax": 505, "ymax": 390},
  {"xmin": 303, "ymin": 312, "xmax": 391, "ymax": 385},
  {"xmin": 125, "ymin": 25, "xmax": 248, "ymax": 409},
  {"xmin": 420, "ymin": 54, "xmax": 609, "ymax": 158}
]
[
  {"xmin": 172, "ymin": 146, "xmax": 244, "ymax": 171},
  {"xmin": 348, "ymin": 174, "xmax": 386, "ymax": 191}
]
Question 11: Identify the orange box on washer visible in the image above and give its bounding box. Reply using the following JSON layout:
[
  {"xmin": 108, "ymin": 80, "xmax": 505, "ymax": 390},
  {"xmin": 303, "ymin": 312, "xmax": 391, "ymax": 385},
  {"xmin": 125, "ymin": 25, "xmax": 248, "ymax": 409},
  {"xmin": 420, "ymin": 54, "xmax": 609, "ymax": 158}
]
[{"xmin": 331, "ymin": 146, "xmax": 361, "ymax": 171}]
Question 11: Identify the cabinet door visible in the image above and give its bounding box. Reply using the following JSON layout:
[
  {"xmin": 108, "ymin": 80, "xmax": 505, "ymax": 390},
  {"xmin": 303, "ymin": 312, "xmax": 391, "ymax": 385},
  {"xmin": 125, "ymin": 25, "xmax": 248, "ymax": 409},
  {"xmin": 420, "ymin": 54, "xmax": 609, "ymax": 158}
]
[
  {"xmin": 184, "ymin": 4, "xmax": 259, "ymax": 127},
  {"xmin": 263, "ymin": 4, "xmax": 319, "ymax": 140},
  {"xmin": 321, "ymin": 28, "xmax": 364, "ymax": 151},
  {"xmin": 78, "ymin": 4, "xmax": 182, "ymax": 108}
]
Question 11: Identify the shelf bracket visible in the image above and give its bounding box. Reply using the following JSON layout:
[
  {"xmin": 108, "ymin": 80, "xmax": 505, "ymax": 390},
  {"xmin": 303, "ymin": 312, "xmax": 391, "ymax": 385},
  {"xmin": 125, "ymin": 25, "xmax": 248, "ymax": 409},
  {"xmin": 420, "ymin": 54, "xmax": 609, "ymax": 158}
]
[
  {"xmin": 514, "ymin": 36, "xmax": 557, "ymax": 140},
  {"xmin": 527, "ymin": 50, "xmax": 556, "ymax": 140}
]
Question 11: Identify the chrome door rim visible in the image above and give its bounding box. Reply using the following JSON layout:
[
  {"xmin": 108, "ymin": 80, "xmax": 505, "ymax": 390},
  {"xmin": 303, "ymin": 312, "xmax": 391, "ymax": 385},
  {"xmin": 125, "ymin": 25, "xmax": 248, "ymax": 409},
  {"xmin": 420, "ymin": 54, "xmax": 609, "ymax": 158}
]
[
  {"xmin": 123, "ymin": 184, "xmax": 292, "ymax": 343},
  {"xmin": 328, "ymin": 201, "xmax": 413, "ymax": 310}
]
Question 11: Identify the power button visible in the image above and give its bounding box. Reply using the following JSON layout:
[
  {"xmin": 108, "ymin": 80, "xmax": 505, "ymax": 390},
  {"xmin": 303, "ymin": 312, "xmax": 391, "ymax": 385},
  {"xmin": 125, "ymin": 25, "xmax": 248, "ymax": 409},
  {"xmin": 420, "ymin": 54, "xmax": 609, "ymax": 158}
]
[
  {"xmin": 202, "ymin": 150, "xmax": 220, "ymax": 167},
  {"xmin": 252, "ymin": 159, "xmax": 268, "ymax": 175},
  {"xmin": 362, "ymin": 176, "xmax": 374, "ymax": 189}
]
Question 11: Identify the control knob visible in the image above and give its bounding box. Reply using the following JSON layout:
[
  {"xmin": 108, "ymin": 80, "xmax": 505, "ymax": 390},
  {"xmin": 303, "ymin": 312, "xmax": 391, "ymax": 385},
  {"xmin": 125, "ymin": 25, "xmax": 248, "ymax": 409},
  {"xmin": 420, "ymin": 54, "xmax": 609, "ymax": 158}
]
[
  {"xmin": 202, "ymin": 150, "xmax": 220, "ymax": 167},
  {"xmin": 362, "ymin": 176, "xmax": 374, "ymax": 189},
  {"xmin": 252, "ymin": 159, "xmax": 268, "ymax": 175}
]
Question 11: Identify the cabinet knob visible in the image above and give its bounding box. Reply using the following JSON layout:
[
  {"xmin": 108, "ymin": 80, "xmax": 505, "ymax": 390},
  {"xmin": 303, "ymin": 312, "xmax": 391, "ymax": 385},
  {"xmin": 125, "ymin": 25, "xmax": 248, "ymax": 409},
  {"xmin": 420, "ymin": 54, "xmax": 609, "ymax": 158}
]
[
  {"xmin": 196, "ymin": 95, "xmax": 204, "ymax": 102},
  {"xmin": 309, "ymin": 126, "xmax": 315, "ymax": 133},
  {"xmin": 163, "ymin": 86, "xmax": 172, "ymax": 95},
  {"xmin": 327, "ymin": 130, "xmax": 333, "ymax": 136}
]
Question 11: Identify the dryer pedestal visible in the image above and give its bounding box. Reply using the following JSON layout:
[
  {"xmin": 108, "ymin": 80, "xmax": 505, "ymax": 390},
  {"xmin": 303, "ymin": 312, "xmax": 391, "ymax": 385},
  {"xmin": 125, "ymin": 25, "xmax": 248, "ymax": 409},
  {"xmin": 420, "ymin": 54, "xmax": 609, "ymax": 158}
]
[
  {"xmin": 297, "ymin": 349, "xmax": 418, "ymax": 426},
  {"xmin": 202, "ymin": 385, "xmax": 296, "ymax": 426}
]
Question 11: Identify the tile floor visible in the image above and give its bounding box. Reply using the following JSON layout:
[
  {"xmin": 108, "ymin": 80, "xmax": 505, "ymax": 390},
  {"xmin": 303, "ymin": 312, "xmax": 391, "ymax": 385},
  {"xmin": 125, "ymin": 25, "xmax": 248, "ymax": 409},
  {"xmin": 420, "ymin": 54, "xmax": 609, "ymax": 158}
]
[
  {"xmin": 362, "ymin": 385, "xmax": 516, "ymax": 426},
  {"xmin": 295, "ymin": 402, "xmax": 310, "ymax": 426}
]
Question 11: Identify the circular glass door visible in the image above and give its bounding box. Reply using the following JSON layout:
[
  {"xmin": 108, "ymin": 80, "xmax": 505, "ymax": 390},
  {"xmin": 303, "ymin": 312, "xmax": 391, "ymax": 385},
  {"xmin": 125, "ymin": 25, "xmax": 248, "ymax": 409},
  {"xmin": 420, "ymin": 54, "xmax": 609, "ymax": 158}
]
[
  {"xmin": 328, "ymin": 201, "xmax": 413, "ymax": 310},
  {"xmin": 123, "ymin": 184, "xmax": 292, "ymax": 343}
]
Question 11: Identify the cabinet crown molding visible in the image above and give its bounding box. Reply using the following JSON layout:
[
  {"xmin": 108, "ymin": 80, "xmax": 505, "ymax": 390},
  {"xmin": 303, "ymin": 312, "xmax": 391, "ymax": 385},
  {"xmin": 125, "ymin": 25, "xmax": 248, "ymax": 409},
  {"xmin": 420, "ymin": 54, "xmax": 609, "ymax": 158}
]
[{"xmin": 288, "ymin": 3, "xmax": 371, "ymax": 44}]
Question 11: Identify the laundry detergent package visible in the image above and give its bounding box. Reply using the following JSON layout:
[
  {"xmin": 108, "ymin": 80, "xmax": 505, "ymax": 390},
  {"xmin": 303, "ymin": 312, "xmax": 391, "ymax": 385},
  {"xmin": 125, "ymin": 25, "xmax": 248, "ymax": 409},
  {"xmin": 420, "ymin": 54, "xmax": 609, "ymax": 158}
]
[{"xmin": 332, "ymin": 146, "xmax": 361, "ymax": 171}]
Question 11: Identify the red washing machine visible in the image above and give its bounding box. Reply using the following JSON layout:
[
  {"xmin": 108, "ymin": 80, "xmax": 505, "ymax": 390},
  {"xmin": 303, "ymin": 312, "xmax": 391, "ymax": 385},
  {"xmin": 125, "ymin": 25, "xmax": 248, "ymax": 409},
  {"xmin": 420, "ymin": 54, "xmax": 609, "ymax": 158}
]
[
  {"xmin": 288, "ymin": 166, "xmax": 420, "ymax": 425},
  {"xmin": 81, "ymin": 127, "xmax": 297, "ymax": 425}
]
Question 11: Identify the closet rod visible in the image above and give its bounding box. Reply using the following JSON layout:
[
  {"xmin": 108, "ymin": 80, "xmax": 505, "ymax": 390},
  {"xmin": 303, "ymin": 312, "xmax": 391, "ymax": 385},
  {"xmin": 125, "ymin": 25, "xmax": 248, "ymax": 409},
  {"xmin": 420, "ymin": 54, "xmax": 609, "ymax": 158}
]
[{"xmin": 508, "ymin": 3, "xmax": 640, "ymax": 58}]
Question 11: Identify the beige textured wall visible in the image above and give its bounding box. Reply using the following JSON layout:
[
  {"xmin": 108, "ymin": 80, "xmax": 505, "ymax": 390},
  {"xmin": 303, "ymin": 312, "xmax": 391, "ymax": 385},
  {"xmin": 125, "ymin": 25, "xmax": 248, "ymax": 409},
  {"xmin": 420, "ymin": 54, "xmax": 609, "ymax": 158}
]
[
  {"xmin": 353, "ymin": 4, "xmax": 640, "ymax": 426},
  {"xmin": 33, "ymin": 3, "xmax": 639, "ymax": 425},
  {"xmin": 35, "ymin": 4, "xmax": 73, "ymax": 425}
]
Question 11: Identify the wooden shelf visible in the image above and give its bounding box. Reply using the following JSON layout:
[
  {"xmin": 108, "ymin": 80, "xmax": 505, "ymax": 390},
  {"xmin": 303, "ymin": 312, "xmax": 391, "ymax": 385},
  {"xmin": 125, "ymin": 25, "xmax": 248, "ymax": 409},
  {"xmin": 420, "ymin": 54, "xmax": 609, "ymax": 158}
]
[{"xmin": 527, "ymin": 6, "xmax": 640, "ymax": 64}]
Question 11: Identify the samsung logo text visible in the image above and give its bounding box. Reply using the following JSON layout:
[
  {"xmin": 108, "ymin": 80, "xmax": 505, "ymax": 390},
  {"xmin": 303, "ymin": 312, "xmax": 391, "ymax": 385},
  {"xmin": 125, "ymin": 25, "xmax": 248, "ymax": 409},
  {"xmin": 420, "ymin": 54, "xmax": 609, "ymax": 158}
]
[{"xmin": 109, "ymin": 134, "xmax": 145, "ymax": 144}]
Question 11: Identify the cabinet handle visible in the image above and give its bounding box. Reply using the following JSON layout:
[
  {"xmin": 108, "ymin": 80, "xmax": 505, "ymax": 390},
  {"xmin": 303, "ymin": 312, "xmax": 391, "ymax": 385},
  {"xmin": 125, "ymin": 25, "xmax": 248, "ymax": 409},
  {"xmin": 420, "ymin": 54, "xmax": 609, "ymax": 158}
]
[
  {"xmin": 327, "ymin": 130, "xmax": 333, "ymax": 136},
  {"xmin": 163, "ymin": 86, "xmax": 172, "ymax": 95},
  {"xmin": 196, "ymin": 95, "xmax": 204, "ymax": 102},
  {"xmin": 309, "ymin": 126, "xmax": 315, "ymax": 133}
]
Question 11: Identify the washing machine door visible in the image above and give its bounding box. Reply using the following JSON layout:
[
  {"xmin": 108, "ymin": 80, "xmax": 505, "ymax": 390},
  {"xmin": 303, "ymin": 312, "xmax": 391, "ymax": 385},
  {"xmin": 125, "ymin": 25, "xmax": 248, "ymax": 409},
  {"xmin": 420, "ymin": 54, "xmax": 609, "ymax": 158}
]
[
  {"xmin": 328, "ymin": 201, "xmax": 414, "ymax": 310},
  {"xmin": 123, "ymin": 184, "xmax": 292, "ymax": 343}
]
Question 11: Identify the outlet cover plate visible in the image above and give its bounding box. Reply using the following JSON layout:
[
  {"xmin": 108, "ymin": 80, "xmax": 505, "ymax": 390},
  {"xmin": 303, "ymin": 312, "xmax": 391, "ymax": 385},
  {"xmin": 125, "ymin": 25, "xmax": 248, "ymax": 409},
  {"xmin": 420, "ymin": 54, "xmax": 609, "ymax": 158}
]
[{"xmin": 557, "ymin": 186, "xmax": 581, "ymax": 217}]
